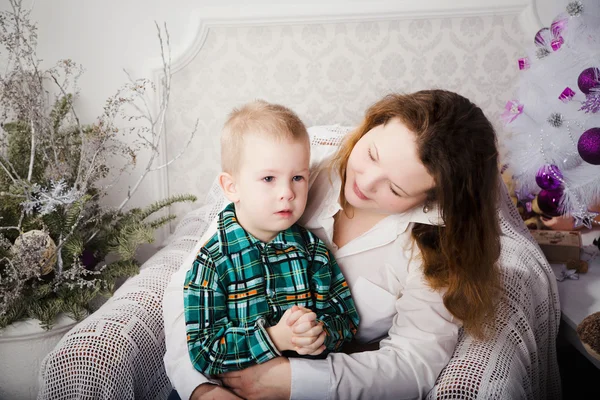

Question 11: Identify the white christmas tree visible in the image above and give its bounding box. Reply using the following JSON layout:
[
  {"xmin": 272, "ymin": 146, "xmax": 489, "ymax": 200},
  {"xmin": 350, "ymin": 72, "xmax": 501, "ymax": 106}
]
[{"xmin": 504, "ymin": 0, "xmax": 600, "ymax": 229}]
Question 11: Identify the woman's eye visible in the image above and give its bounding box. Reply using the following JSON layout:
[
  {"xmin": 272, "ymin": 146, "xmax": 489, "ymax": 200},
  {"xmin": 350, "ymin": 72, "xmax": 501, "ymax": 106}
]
[
  {"xmin": 292, "ymin": 176, "xmax": 305, "ymax": 182},
  {"xmin": 390, "ymin": 185, "xmax": 401, "ymax": 197},
  {"xmin": 263, "ymin": 176, "xmax": 274, "ymax": 183},
  {"xmin": 368, "ymin": 148, "xmax": 376, "ymax": 161}
]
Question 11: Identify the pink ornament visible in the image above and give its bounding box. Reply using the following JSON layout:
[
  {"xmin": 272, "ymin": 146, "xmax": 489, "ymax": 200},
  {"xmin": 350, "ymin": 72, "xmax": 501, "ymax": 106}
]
[
  {"xmin": 578, "ymin": 67, "xmax": 600, "ymax": 94},
  {"xmin": 559, "ymin": 87, "xmax": 576, "ymax": 102},
  {"xmin": 501, "ymin": 100, "xmax": 524, "ymax": 124},
  {"xmin": 537, "ymin": 189, "xmax": 563, "ymax": 217},
  {"xmin": 551, "ymin": 36, "xmax": 564, "ymax": 51},
  {"xmin": 535, "ymin": 164, "xmax": 563, "ymax": 190},
  {"xmin": 577, "ymin": 127, "xmax": 600, "ymax": 165},
  {"xmin": 518, "ymin": 57, "xmax": 530, "ymax": 70},
  {"xmin": 534, "ymin": 28, "xmax": 551, "ymax": 47},
  {"xmin": 550, "ymin": 13, "xmax": 568, "ymax": 37}
]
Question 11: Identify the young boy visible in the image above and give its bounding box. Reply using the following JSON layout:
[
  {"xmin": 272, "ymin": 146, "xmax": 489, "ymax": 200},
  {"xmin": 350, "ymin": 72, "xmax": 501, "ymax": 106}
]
[{"xmin": 183, "ymin": 100, "xmax": 359, "ymax": 375}]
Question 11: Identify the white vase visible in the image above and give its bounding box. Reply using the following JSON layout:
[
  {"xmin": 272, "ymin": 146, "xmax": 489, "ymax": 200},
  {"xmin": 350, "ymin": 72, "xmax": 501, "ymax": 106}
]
[{"xmin": 0, "ymin": 313, "xmax": 78, "ymax": 400}]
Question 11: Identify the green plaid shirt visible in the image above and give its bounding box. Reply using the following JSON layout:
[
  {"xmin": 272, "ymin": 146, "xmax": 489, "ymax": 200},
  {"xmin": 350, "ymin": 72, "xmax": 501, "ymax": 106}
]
[{"xmin": 183, "ymin": 202, "xmax": 359, "ymax": 375}]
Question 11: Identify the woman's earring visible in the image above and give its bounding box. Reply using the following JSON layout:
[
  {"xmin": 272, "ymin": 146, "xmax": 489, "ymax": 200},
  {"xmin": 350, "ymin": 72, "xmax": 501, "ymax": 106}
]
[{"xmin": 422, "ymin": 202, "xmax": 430, "ymax": 214}]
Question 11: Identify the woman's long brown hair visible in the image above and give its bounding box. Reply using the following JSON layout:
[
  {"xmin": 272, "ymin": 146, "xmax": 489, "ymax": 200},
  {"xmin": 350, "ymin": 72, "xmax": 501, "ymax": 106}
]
[{"xmin": 330, "ymin": 90, "xmax": 501, "ymax": 340}]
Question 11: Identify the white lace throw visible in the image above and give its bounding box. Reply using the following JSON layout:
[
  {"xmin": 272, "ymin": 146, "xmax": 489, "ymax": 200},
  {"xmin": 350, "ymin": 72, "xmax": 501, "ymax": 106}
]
[{"xmin": 38, "ymin": 126, "xmax": 561, "ymax": 400}]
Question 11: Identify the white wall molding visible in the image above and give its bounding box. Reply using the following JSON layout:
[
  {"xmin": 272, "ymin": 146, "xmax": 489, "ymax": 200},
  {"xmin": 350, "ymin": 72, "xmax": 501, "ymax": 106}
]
[
  {"xmin": 149, "ymin": 0, "xmax": 535, "ymax": 241},
  {"xmin": 167, "ymin": 1, "xmax": 533, "ymax": 75}
]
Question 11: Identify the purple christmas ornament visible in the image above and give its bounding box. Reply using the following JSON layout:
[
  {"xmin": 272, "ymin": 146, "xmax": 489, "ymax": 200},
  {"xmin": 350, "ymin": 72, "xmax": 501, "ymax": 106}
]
[
  {"xmin": 551, "ymin": 36, "xmax": 564, "ymax": 51},
  {"xmin": 534, "ymin": 28, "xmax": 551, "ymax": 47},
  {"xmin": 537, "ymin": 189, "xmax": 563, "ymax": 217},
  {"xmin": 518, "ymin": 57, "xmax": 530, "ymax": 70},
  {"xmin": 81, "ymin": 249, "xmax": 101, "ymax": 270},
  {"xmin": 535, "ymin": 164, "xmax": 563, "ymax": 190},
  {"xmin": 578, "ymin": 67, "xmax": 600, "ymax": 95},
  {"xmin": 550, "ymin": 14, "xmax": 568, "ymax": 37},
  {"xmin": 578, "ymin": 127, "xmax": 600, "ymax": 165},
  {"xmin": 559, "ymin": 87, "xmax": 576, "ymax": 102}
]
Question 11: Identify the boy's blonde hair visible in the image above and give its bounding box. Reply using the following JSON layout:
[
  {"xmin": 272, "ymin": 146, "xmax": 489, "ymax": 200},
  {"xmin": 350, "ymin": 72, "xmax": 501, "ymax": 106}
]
[{"xmin": 221, "ymin": 100, "xmax": 309, "ymax": 174}]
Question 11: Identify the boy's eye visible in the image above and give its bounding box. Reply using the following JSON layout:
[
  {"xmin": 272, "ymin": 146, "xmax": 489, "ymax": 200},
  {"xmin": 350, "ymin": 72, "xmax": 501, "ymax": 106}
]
[
  {"xmin": 390, "ymin": 184, "xmax": 401, "ymax": 197},
  {"xmin": 292, "ymin": 176, "xmax": 305, "ymax": 182},
  {"xmin": 368, "ymin": 148, "xmax": 376, "ymax": 161},
  {"xmin": 263, "ymin": 176, "xmax": 274, "ymax": 182}
]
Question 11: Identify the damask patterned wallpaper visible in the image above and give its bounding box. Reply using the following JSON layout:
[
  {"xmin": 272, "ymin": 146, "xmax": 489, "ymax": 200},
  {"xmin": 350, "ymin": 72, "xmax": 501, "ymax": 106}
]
[{"xmin": 166, "ymin": 14, "xmax": 526, "ymax": 229}]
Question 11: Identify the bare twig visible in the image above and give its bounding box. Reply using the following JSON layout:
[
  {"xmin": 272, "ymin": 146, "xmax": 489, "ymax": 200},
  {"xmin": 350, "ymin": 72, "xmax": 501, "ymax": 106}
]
[
  {"xmin": 0, "ymin": 226, "xmax": 21, "ymax": 233},
  {"xmin": 81, "ymin": 132, "xmax": 111, "ymax": 188},
  {"xmin": 115, "ymin": 22, "xmax": 173, "ymax": 213},
  {"xmin": 27, "ymin": 118, "xmax": 35, "ymax": 181},
  {"xmin": 0, "ymin": 149, "xmax": 24, "ymax": 183},
  {"xmin": 0, "ymin": 192, "xmax": 26, "ymax": 198},
  {"xmin": 150, "ymin": 119, "xmax": 198, "ymax": 171},
  {"xmin": 0, "ymin": 159, "xmax": 18, "ymax": 184},
  {"xmin": 49, "ymin": 73, "xmax": 87, "ymax": 188},
  {"xmin": 56, "ymin": 233, "xmax": 63, "ymax": 274},
  {"xmin": 124, "ymin": 69, "xmax": 155, "ymax": 125}
]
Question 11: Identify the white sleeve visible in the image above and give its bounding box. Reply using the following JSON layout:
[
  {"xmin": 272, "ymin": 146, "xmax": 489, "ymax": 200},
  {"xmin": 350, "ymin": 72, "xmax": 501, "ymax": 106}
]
[
  {"xmin": 163, "ymin": 217, "xmax": 220, "ymax": 399},
  {"xmin": 289, "ymin": 264, "xmax": 460, "ymax": 400}
]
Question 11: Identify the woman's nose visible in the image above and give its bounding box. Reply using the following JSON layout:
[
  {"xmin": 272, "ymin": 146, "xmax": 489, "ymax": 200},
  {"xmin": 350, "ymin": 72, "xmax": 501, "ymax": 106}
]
[{"xmin": 361, "ymin": 170, "xmax": 380, "ymax": 194}]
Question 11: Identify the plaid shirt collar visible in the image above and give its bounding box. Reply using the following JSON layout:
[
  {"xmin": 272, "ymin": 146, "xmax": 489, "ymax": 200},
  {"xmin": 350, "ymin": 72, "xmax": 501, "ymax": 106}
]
[{"xmin": 218, "ymin": 203, "xmax": 309, "ymax": 256}]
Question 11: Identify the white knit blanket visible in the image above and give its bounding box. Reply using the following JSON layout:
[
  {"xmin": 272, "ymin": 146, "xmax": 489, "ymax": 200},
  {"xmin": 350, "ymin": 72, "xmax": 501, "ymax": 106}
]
[{"xmin": 38, "ymin": 126, "xmax": 561, "ymax": 400}]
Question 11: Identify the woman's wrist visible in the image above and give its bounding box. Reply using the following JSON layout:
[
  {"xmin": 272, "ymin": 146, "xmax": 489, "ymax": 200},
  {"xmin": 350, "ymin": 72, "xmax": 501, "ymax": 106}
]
[
  {"xmin": 190, "ymin": 383, "xmax": 217, "ymax": 399},
  {"xmin": 218, "ymin": 357, "xmax": 292, "ymax": 400},
  {"xmin": 190, "ymin": 383, "xmax": 242, "ymax": 400}
]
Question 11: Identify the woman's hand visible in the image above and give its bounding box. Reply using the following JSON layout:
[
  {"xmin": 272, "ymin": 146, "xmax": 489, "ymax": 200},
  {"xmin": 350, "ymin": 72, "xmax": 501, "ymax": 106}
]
[
  {"xmin": 190, "ymin": 383, "xmax": 243, "ymax": 400},
  {"xmin": 217, "ymin": 357, "xmax": 291, "ymax": 400}
]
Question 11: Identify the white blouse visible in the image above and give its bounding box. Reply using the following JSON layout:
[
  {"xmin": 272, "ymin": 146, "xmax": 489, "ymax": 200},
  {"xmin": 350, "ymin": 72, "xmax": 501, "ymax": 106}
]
[{"xmin": 163, "ymin": 126, "xmax": 460, "ymax": 400}]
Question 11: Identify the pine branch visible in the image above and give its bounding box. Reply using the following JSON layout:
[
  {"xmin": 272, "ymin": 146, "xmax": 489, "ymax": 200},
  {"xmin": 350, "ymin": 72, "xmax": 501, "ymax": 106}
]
[
  {"xmin": 0, "ymin": 302, "xmax": 26, "ymax": 330},
  {"xmin": 27, "ymin": 297, "xmax": 64, "ymax": 330},
  {"xmin": 137, "ymin": 194, "xmax": 197, "ymax": 221},
  {"xmin": 62, "ymin": 234, "xmax": 84, "ymax": 261},
  {"xmin": 109, "ymin": 225, "xmax": 154, "ymax": 261},
  {"xmin": 64, "ymin": 194, "xmax": 91, "ymax": 234},
  {"xmin": 62, "ymin": 288, "xmax": 97, "ymax": 321},
  {"xmin": 99, "ymin": 259, "xmax": 140, "ymax": 293},
  {"xmin": 148, "ymin": 214, "xmax": 176, "ymax": 230}
]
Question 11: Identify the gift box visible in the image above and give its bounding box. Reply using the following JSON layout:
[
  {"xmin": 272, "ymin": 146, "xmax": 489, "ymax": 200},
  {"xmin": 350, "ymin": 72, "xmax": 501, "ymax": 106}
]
[{"xmin": 529, "ymin": 230, "xmax": 581, "ymax": 263}]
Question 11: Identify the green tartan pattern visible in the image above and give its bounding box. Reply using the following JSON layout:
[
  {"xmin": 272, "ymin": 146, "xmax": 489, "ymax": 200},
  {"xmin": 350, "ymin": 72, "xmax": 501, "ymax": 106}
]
[{"xmin": 183, "ymin": 202, "xmax": 359, "ymax": 374}]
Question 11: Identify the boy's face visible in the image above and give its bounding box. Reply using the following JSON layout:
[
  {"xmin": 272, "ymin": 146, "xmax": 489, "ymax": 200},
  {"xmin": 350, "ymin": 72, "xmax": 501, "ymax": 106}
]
[{"xmin": 227, "ymin": 134, "xmax": 310, "ymax": 242}]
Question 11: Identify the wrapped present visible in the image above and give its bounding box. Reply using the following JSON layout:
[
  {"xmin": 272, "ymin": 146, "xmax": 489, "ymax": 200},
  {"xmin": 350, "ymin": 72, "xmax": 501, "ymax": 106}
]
[{"xmin": 529, "ymin": 230, "xmax": 581, "ymax": 263}]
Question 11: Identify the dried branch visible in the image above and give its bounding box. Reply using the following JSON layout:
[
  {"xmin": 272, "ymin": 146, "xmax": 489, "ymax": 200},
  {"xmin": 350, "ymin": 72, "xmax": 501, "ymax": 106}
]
[
  {"xmin": 48, "ymin": 73, "xmax": 87, "ymax": 188},
  {"xmin": 115, "ymin": 22, "xmax": 173, "ymax": 213},
  {"xmin": 0, "ymin": 158, "xmax": 18, "ymax": 184},
  {"xmin": 0, "ymin": 1, "xmax": 196, "ymax": 329},
  {"xmin": 27, "ymin": 118, "xmax": 35, "ymax": 181},
  {"xmin": 150, "ymin": 119, "xmax": 198, "ymax": 171}
]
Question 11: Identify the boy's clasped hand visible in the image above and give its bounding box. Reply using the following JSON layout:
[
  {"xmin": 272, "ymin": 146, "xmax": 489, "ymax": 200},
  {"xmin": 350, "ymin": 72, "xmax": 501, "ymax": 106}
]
[{"xmin": 268, "ymin": 305, "xmax": 327, "ymax": 356}]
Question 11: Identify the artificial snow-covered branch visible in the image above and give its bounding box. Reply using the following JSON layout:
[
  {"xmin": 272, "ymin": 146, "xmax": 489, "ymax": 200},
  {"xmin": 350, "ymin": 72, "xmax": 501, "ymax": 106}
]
[{"xmin": 0, "ymin": 0, "xmax": 197, "ymax": 329}]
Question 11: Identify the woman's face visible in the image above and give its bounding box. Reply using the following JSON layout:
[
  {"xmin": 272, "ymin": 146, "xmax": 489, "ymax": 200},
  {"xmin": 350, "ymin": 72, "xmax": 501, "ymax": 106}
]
[{"xmin": 344, "ymin": 117, "xmax": 435, "ymax": 215}]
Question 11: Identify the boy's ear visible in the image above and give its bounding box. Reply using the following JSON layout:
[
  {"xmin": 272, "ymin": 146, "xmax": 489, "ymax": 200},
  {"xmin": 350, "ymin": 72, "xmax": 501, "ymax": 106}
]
[{"xmin": 218, "ymin": 172, "xmax": 240, "ymax": 203}]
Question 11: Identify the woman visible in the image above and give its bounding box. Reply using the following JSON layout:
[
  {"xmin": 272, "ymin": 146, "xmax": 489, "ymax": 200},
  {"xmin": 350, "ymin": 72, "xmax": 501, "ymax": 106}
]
[{"xmin": 164, "ymin": 90, "xmax": 502, "ymax": 399}]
